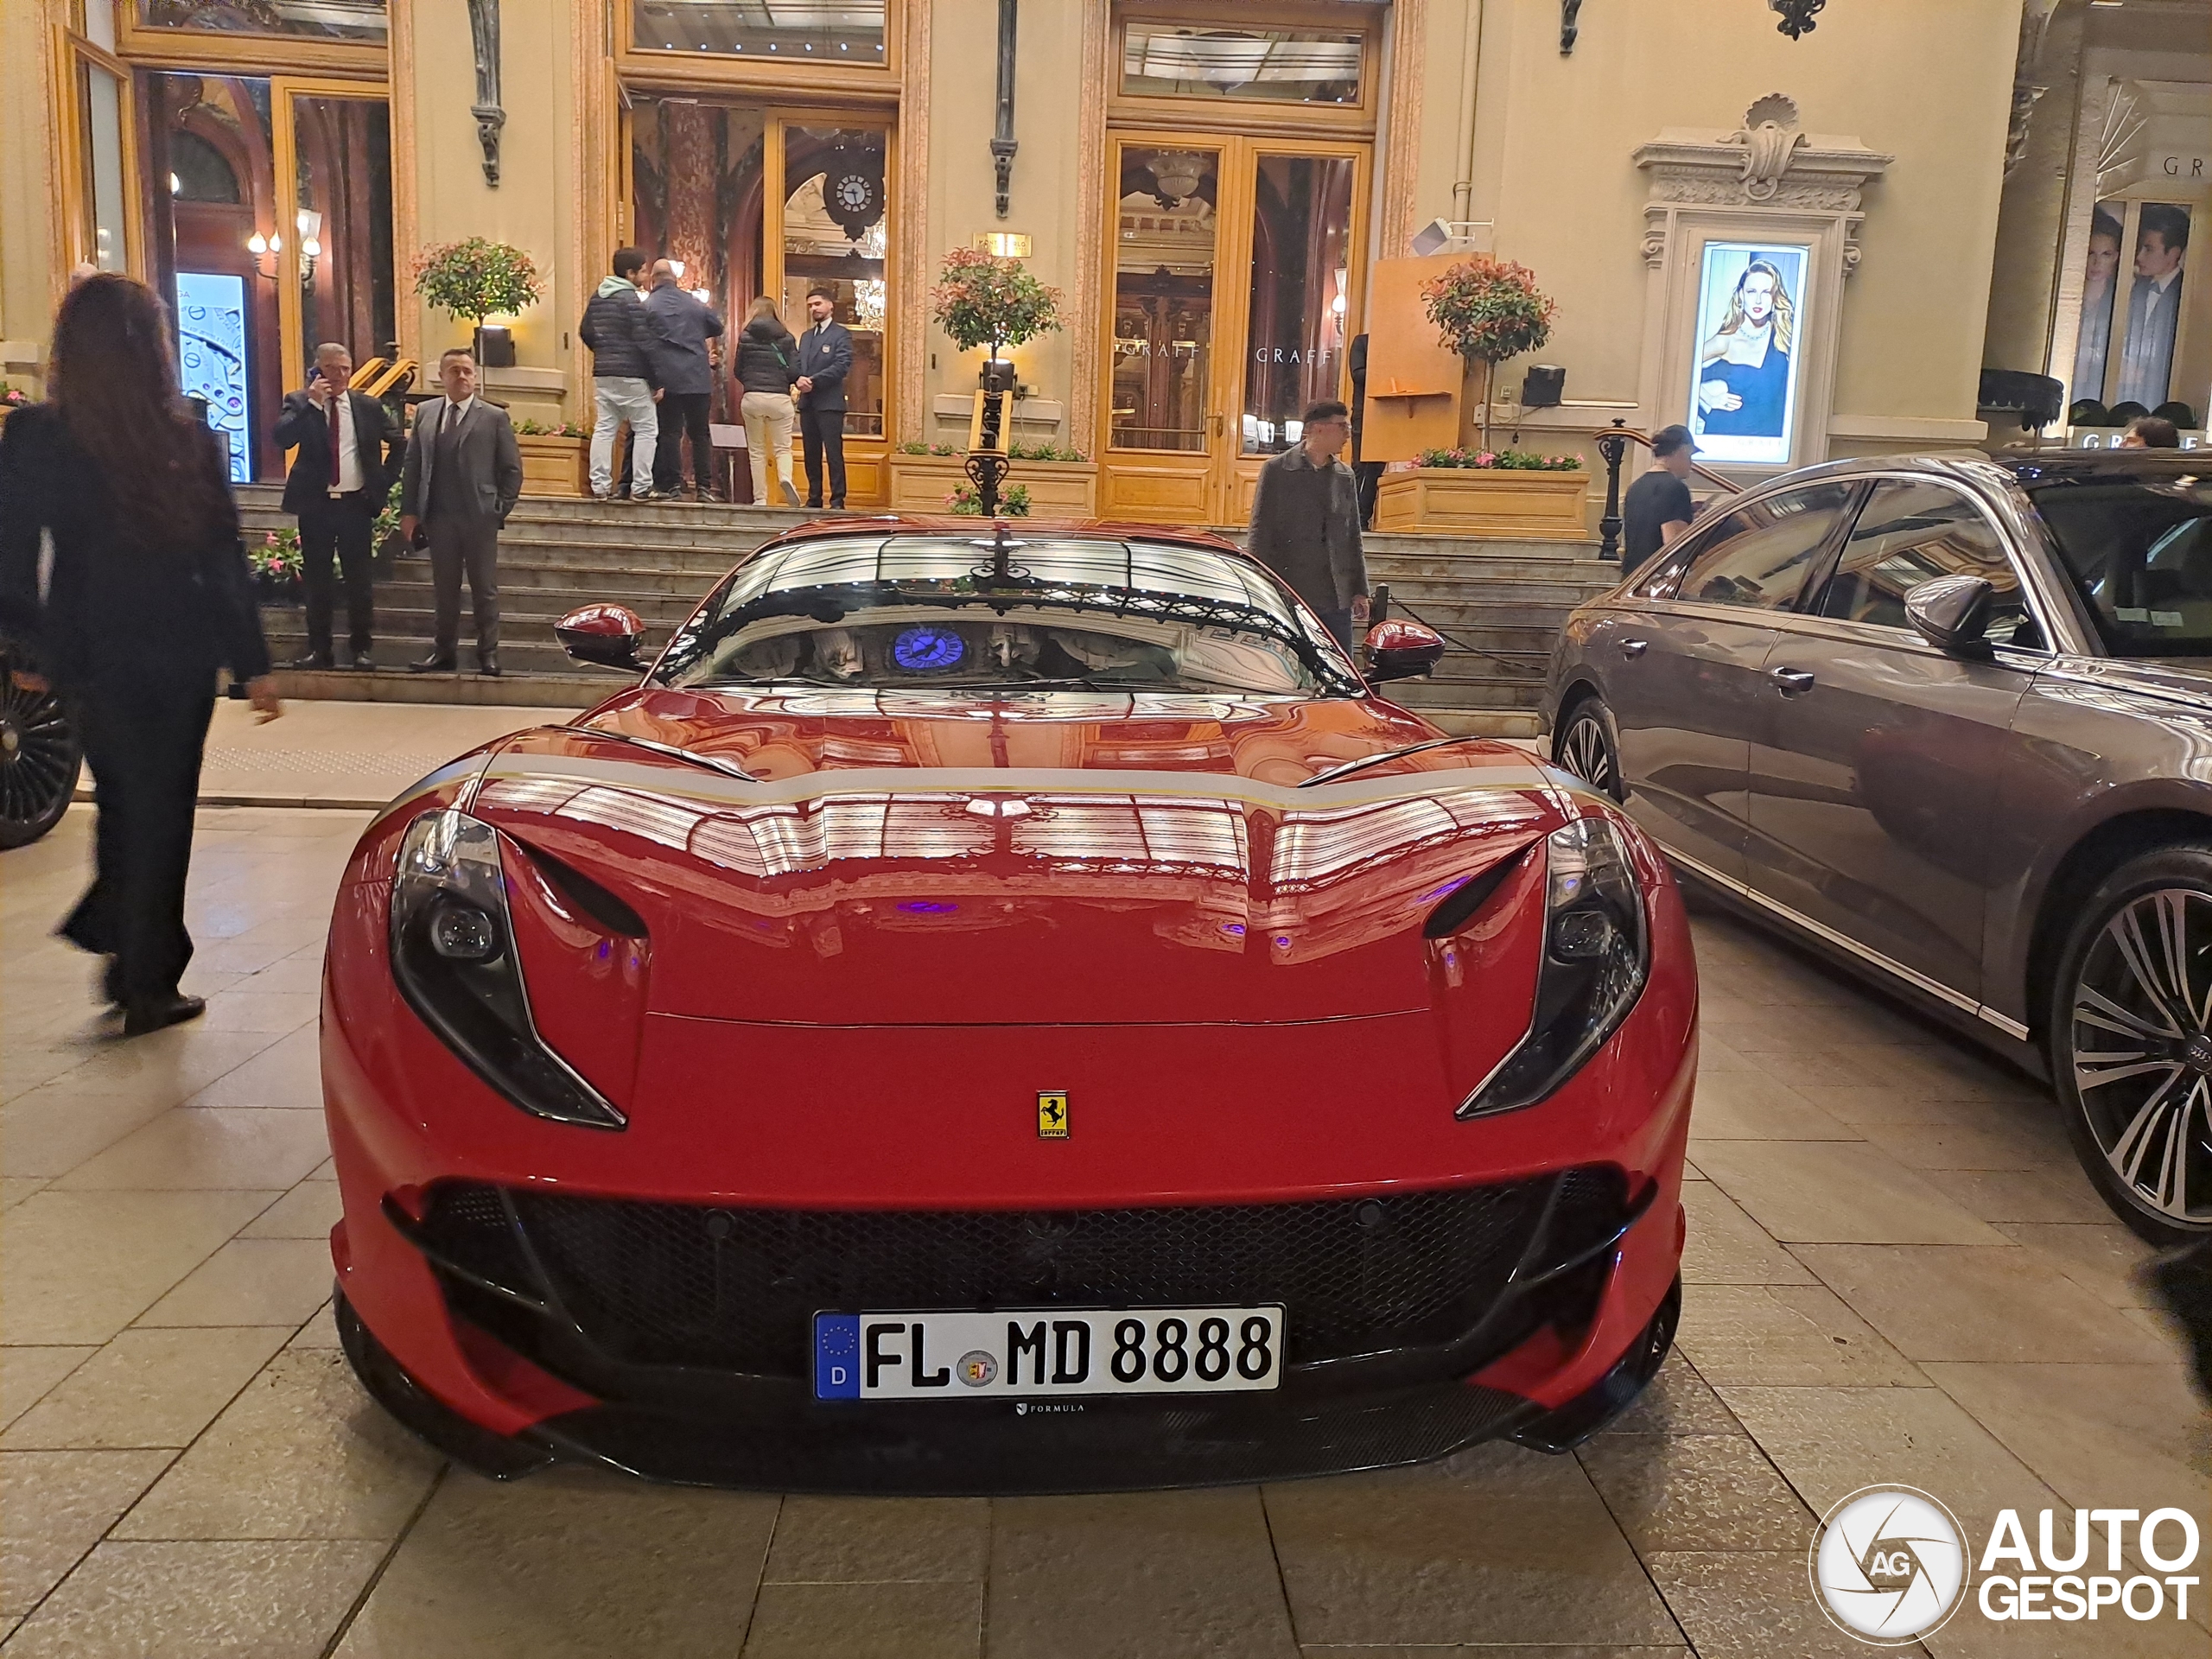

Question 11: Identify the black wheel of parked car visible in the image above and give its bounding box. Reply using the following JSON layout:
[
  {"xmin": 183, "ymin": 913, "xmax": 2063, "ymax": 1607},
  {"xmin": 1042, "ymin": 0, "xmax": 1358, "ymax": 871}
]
[
  {"xmin": 0, "ymin": 640, "xmax": 79, "ymax": 850},
  {"xmin": 2051, "ymin": 845, "xmax": 2212, "ymax": 1246},
  {"xmin": 1554, "ymin": 696, "xmax": 1625, "ymax": 802}
]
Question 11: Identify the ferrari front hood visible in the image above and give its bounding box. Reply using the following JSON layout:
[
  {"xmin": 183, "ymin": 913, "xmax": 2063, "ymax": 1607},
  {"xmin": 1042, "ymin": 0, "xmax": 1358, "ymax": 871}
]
[{"xmin": 467, "ymin": 718, "xmax": 1569, "ymax": 1027}]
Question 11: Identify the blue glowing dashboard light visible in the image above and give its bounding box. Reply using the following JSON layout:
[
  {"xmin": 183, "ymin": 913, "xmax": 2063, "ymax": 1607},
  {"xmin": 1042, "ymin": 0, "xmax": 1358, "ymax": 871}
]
[{"xmin": 893, "ymin": 625, "xmax": 965, "ymax": 672}]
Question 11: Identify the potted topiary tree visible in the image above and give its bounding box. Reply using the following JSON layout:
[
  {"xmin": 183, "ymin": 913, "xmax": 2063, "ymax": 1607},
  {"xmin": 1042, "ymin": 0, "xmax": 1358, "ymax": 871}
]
[
  {"xmin": 1420, "ymin": 253, "xmax": 1555, "ymax": 452},
  {"xmin": 893, "ymin": 250, "xmax": 1097, "ymax": 514},
  {"xmin": 413, "ymin": 238, "xmax": 540, "ymax": 368},
  {"xmin": 1375, "ymin": 256, "xmax": 1586, "ymax": 537}
]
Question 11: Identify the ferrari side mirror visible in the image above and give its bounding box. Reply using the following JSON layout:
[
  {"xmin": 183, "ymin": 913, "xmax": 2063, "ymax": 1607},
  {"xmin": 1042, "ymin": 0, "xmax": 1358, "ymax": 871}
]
[
  {"xmin": 556, "ymin": 603, "xmax": 646, "ymax": 671},
  {"xmin": 1363, "ymin": 618, "xmax": 1446, "ymax": 683}
]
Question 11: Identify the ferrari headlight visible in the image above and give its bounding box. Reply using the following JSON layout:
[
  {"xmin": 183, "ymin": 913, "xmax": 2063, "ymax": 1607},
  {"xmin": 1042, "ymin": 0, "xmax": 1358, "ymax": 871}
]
[
  {"xmin": 391, "ymin": 810, "xmax": 626, "ymax": 1130},
  {"xmin": 1458, "ymin": 816, "xmax": 1649, "ymax": 1119}
]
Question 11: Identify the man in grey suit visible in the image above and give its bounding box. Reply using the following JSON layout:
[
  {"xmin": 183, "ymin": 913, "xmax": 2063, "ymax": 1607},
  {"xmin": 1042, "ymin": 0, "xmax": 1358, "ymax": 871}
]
[
  {"xmin": 399, "ymin": 349, "xmax": 523, "ymax": 677},
  {"xmin": 645, "ymin": 258, "xmax": 725, "ymax": 500}
]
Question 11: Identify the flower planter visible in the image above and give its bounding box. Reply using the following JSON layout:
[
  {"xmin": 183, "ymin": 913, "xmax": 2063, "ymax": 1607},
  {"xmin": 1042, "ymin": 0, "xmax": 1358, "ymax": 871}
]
[
  {"xmin": 1372, "ymin": 468, "xmax": 1590, "ymax": 540},
  {"xmin": 887, "ymin": 454, "xmax": 1098, "ymax": 518},
  {"xmin": 517, "ymin": 433, "xmax": 589, "ymax": 498}
]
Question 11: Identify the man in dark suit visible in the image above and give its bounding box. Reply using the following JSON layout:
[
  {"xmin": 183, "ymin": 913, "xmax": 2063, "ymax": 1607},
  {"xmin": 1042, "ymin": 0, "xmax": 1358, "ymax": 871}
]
[
  {"xmin": 398, "ymin": 348, "xmax": 522, "ymax": 677},
  {"xmin": 645, "ymin": 258, "xmax": 726, "ymax": 501},
  {"xmin": 795, "ymin": 284, "xmax": 853, "ymax": 510},
  {"xmin": 273, "ymin": 341, "xmax": 397, "ymax": 670}
]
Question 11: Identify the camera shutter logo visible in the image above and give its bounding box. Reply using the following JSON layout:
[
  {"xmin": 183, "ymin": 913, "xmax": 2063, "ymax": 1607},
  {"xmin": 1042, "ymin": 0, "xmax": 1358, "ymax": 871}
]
[{"xmin": 1810, "ymin": 1485, "xmax": 1971, "ymax": 1644}]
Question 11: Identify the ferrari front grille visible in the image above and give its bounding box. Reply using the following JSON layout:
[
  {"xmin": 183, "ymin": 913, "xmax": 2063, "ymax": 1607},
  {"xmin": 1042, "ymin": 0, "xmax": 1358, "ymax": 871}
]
[{"xmin": 414, "ymin": 1168, "xmax": 1630, "ymax": 1380}]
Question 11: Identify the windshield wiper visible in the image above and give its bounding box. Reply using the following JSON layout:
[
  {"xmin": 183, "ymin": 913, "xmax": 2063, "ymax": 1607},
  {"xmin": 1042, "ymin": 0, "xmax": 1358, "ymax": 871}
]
[{"xmin": 574, "ymin": 725, "xmax": 758, "ymax": 782}]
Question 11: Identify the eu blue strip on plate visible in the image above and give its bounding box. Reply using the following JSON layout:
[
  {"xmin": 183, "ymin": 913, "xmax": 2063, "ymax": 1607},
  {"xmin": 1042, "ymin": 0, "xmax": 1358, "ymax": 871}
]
[{"xmin": 814, "ymin": 1313, "xmax": 861, "ymax": 1399}]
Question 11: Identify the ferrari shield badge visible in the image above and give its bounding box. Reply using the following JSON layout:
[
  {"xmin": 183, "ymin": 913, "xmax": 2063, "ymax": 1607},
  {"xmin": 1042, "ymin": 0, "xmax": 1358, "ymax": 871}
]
[{"xmin": 1037, "ymin": 1090, "xmax": 1070, "ymax": 1140}]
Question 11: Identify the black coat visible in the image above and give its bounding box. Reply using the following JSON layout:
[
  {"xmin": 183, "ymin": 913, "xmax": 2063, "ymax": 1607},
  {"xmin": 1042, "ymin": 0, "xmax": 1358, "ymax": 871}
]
[
  {"xmin": 643, "ymin": 283, "xmax": 725, "ymax": 397},
  {"xmin": 795, "ymin": 321, "xmax": 854, "ymax": 413},
  {"xmin": 579, "ymin": 283, "xmax": 661, "ymax": 384},
  {"xmin": 273, "ymin": 388, "xmax": 399, "ymax": 514},
  {"xmin": 0, "ymin": 404, "xmax": 270, "ymax": 692},
  {"xmin": 734, "ymin": 320, "xmax": 799, "ymax": 395}
]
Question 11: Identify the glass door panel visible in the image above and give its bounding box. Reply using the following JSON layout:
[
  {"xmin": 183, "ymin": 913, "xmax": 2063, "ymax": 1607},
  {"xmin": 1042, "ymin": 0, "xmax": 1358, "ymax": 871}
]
[
  {"xmin": 1109, "ymin": 143, "xmax": 1220, "ymax": 454},
  {"xmin": 1101, "ymin": 134, "xmax": 1364, "ymax": 524},
  {"xmin": 1239, "ymin": 152, "xmax": 1353, "ymax": 456},
  {"xmin": 137, "ymin": 70, "xmax": 278, "ymax": 480},
  {"xmin": 778, "ymin": 122, "xmax": 889, "ymax": 438},
  {"xmin": 76, "ymin": 55, "xmax": 130, "ymax": 274},
  {"xmin": 286, "ymin": 92, "xmax": 395, "ymax": 376}
]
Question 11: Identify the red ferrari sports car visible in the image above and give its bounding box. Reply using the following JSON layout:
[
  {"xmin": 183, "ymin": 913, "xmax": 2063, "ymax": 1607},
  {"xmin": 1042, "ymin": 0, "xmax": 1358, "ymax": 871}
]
[{"xmin": 321, "ymin": 518, "xmax": 1694, "ymax": 1491}]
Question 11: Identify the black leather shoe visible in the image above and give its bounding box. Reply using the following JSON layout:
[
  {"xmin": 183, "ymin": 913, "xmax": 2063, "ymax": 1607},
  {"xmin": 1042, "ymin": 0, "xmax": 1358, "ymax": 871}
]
[
  {"xmin": 123, "ymin": 994, "xmax": 205, "ymax": 1037},
  {"xmin": 409, "ymin": 654, "xmax": 457, "ymax": 673},
  {"xmin": 829, "ymin": 499, "xmax": 847, "ymax": 511},
  {"xmin": 477, "ymin": 650, "xmax": 501, "ymax": 678},
  {"xmin": 350, "ymin": 650, "xmax": 376, "ymax": 671},
  {"xmin": 285, "ymin": 651, "xmax": 335, "ymax": 671}
]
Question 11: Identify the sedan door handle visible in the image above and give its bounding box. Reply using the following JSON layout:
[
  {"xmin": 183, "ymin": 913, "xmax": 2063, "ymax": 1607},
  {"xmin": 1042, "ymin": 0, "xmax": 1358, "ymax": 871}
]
[
  {"xmin": 1770, "ymin": 665, "xmax": 1816, "ymax": 695},
  {"xmin": 1618, "ymin": 638, "xmax": 1648, "ymax": 658}
]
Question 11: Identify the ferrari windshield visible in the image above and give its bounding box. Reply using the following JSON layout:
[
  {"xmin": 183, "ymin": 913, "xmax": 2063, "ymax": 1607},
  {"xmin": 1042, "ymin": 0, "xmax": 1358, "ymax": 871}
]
[
  {"xmin": 2033, "ymin": 471, "xmax": 2212, "ymax": 657},
  {"xmin": 651, "ymin": 533, "xmax": 1362, "ymax": 695}
]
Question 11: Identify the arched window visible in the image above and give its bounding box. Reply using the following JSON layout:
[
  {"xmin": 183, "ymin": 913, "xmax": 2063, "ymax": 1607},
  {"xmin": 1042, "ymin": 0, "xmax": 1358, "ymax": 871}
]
[{"xmin": 168, "ymin": 128, "xmax": 240, "ymax": 203}]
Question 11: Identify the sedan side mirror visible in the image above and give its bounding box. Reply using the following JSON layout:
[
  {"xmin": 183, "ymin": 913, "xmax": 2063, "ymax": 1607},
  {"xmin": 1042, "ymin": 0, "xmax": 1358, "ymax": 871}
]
[
  {"xmin": 1363, "ymin": 618, "xmax": 1446, "ymax": 683},
  {"xmin": 556, "ymin": 603, "xmax": 646, "ymax": 671},
  {"xmin": 1904, "ymin": 575, "xmax": 1994, "ymax": 656}
]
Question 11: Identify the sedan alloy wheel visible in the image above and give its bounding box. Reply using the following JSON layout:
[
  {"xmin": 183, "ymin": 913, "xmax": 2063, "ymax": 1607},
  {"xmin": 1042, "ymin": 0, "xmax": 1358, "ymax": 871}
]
[
  {"xmin": 2057, "ymin": 866, "xmax": 2212, "ymax": 1243},
  {"xmin": 1555, "ymin": 700, "xmax": 1623, "ymax": 802}
]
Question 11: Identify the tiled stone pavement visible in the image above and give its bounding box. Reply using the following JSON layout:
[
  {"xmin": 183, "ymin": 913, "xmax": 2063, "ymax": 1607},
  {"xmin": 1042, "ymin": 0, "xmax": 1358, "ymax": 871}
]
[{"xmin": 2, "ymin": 805, "xmax": 2208, "ymax": 1656}]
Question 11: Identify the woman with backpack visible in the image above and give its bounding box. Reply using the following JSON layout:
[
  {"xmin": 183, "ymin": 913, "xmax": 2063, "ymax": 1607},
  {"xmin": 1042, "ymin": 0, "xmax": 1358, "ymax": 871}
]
[{"xmin": 734, "ymin": 297, "xmax": 803, "ymax": 508}]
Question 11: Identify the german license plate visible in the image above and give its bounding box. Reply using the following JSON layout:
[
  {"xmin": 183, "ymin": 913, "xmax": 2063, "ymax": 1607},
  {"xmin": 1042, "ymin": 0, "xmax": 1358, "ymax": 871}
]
[{"xmin": 812, "ymin": 1306, "xmax": 1284, "ymax": 1400}]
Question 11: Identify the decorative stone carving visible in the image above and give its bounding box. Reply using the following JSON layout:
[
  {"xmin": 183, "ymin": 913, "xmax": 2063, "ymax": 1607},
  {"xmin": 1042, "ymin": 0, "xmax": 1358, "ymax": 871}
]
[
  {"xmin": 467, "ymin": 0, "xmax": 504, "ymax": 188},
  {"xmin": 1725, "ymin": 93, "xmax": 1806, "ymax": 200},
  {"xmin": 1641, "ymin": 226, "xmax": 1667, "ymax": 268},
  {"xmin": 1842, "ymin": 240, "xmax": 1862, "ymax": 280},
  {"xmin": 2005, "ymin": 0, "xmax": 2063, "ymax": 179},
  {"xmin": 1636, "ymin": 98, "xmax": 1889, "ymax": 216}
]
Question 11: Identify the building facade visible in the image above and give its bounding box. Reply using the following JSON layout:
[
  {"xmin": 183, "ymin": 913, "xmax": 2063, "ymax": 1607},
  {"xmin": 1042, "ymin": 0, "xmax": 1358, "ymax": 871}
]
[{"xmin": 3, "ymin": 0, "xmax": 2205, "ymax": 518}]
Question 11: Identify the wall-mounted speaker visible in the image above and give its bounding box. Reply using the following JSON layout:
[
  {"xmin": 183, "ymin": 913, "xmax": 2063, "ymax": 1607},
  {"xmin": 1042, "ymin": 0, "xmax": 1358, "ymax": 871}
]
[{"xmin": 1520, "ymin": 365, "xmax": 1566, "ymax": 409}]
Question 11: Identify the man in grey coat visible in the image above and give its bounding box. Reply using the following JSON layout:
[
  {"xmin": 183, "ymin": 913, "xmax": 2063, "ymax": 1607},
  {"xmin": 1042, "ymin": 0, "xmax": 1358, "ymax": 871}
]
[
  {"xmin": 399, "ymin": 349, "xmax": 523, "ymax": 677},
  {"xmin": 645, "ymin": 258, "xmax": 725, "ymax": 500},
  {"xmin": 1246, "ymin": 399, "xmax": 1369, "ymax": 650}
]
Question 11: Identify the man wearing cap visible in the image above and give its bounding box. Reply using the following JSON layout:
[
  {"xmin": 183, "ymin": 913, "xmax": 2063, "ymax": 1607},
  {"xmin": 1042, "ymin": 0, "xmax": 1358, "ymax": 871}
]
[{"xmin": 1623, "ymin": 424, "xmax": 1699, "ymax": 575}]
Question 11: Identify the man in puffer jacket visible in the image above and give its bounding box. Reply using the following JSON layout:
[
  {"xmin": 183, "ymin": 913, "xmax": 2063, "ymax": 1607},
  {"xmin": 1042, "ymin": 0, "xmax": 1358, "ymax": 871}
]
[{"xmin": 579, "ymin": 247, "xmax": 664, "ymax": 502}]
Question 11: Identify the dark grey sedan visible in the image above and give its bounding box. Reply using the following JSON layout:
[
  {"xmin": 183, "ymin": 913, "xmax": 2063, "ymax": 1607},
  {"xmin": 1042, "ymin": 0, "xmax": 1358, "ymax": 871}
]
[{"xmin": 1543, "ymin": 450, "xmax": 2212, "ymax": 1243}]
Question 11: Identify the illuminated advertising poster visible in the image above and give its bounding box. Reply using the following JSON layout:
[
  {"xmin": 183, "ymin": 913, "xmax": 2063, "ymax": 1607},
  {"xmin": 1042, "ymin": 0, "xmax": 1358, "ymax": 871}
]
[{"xmin": 1688, "ymin": 242, "xmax": 1808, "ymax": 467}]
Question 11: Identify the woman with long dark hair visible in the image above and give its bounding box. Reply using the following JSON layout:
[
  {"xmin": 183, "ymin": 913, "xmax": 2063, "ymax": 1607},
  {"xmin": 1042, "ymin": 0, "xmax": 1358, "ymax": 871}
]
[{"xmin": 0, "ymin": 274, "xmax": 277, "ymax": 1034}]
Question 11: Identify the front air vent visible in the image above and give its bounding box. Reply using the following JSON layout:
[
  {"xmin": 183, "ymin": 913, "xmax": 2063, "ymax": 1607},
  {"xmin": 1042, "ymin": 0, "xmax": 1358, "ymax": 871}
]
[{"xmin": 1422, "ymin": 847, "xmax": 1530, "ymax": 939}]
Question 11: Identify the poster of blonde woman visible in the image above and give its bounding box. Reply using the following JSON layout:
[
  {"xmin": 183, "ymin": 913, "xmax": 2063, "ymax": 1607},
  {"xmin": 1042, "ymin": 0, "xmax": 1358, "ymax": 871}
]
[{"xmin": 1688, "ymin": 244, "xmax": 1808, "ymax": 466}]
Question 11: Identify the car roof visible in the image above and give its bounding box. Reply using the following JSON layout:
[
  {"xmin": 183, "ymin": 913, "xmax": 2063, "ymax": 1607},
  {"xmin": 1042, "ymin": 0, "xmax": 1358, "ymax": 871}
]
[{"xmin": 1725, "ymin": 449, "xmax": 2203, "ymax": 499}]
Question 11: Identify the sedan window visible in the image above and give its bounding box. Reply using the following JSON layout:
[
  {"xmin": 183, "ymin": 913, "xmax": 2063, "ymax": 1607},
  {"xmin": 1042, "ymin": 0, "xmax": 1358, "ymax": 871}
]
[
  {"xmin": 1812, "ymin": 480, "xmax": 2040, "ymax": 648},
  {"xmin": 2033, "ymin": 475, "xmax": 2212, "ymax": 658},
  {"xmin": 1674, "ymin": 483, "xmax": 1857, "ymax": 613}
]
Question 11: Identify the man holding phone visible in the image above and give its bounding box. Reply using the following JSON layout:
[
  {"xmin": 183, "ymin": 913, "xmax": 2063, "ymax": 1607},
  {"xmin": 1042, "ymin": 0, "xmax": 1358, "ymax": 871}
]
[{"xmin": 274, "ymin": 341, "xmax": 398, "ymax": 671}]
